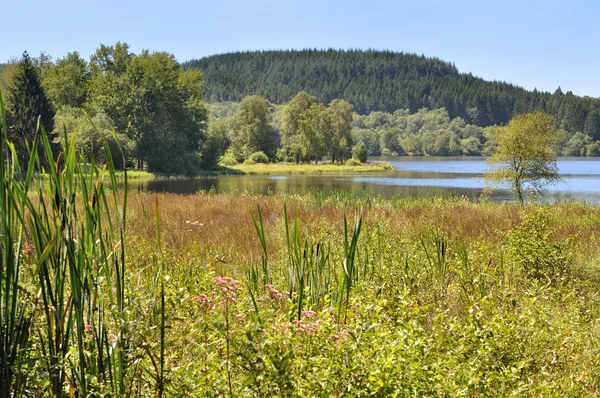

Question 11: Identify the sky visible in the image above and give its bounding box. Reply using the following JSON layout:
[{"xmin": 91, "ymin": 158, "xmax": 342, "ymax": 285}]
[{"xmin": 2, "ymin": 0, "xmax": 599, "ymax": 97}]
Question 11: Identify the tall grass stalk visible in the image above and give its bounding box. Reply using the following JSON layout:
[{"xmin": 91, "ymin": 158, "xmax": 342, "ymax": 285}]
[{"xmin": 0, "ymin": 88, "xmax": 129, "ymax": 396}]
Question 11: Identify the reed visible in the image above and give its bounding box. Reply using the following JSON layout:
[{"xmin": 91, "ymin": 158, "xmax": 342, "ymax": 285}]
[{"xmin": 0, "ymin": 88, "xmax": 129, "ymax": 396}]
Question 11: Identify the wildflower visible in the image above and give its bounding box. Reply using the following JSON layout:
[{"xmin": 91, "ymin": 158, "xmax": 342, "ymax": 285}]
[
  {"xmin": 265, "ymin": 283, "xmax": 283, "ymax": 300},
  {"xmin": 107, "ymin": 332, "xmax": 117, "ymax": 342},
  {"xmin": 85, "ymin": 324, "xmax": 94, "ymax": 334},
  {"xmin": 212, "ymin": 276, "xmax": 240, "ymax": 292},
  {"xmin": 302, "ymin": 310, "xmax": 317, "ymax": 319},
  {"xmin": 233, "ymin": 314, "xmax": 245, "ymax": 323},
  {"xmin": 193, "ymin": 293, "xmax": 211, "ymax": 307},
  {"xmin": 23, "ymin": 243, "xmax": 35, "ymax": 257}
]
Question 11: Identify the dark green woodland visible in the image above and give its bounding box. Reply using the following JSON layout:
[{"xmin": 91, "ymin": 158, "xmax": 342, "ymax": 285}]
[{"xmin": 187, "ymin": 49, "xmax": 600, "ymax": 137}]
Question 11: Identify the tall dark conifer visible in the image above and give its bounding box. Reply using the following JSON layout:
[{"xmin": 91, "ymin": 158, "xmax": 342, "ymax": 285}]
[{"xmin": 9, "ymin": 51, "xmax": 54, "ymax": 162}]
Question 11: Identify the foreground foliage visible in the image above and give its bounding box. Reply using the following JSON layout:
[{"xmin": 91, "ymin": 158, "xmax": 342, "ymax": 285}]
[{"xmin": 120, "ymin": 191, "xmax": 600, "ymax": 396}]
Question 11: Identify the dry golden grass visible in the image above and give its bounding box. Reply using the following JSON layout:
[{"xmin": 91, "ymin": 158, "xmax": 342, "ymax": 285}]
[{"xmin": 124, "ymin": 192, "xmax": 600, "ymax": 270}]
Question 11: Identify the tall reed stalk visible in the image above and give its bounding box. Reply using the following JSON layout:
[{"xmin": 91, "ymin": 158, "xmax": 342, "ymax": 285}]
[{"xmin": 0, "ymin": 88, "xmax": 129, "ymax": 396}]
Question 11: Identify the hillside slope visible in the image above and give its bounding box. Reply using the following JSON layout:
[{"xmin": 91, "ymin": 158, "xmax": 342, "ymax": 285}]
[{"xmin": 186, "ymin": 49, "xmax": 600, "ymax": 136}]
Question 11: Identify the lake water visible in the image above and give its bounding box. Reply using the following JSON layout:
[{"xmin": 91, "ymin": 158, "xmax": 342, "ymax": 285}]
[{"xmin": 129, "ymin": 157, "xmax": 600, "ymax": 203}]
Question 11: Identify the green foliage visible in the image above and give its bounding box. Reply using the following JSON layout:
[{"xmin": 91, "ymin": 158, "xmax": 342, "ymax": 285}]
[
  {"xmin": 187, "ymin": 49, "xmax": 600, "ymax": 135},
  {"xmin": 328, "ymin": 99, "xmax": 354, "ymax": 163},
  {"xmin": 218, "ymin": 150, "xmax": 238, "ymax": 166},
  {"xmin": 506, "ymin": 208, "xmax": 571, "ymax": 282},
  {"xmin": 8, "ymin": 51, "xmax": 55, "ymax": 162},
  {"xmin": 0, "ymin": 88, "xmax": 129, "ymax": 395},
  {"xmin": 485, "ymin": 112, "xmax": 561, "ymax": 204},
  {"xmin": 281, "ymin": 92, "xmax": 317, "ymax": 162},
  {"xmin": 352, "ymin": 107, "xmax": 486, "ymax": 156},
  {"xmin": 352, "ymin": 141, "xmax": 367, "ymax": 162},
  {"xmin": 41, "ymin": 51, "xmax": 90, "ymax": 108},
  {"xmin": 345, "ymin": 158, "xmax": 361, "ymax": 166},
  {"xmin": 89, "ymin": 43, "xmax": 208, "ymax": 173},
  {"xmin": 230, "ymin": 95, "xmax": 277, "ymax": 161},
  {"xmin": 202, "ymin": 118, "xmax": 230, "ymax": 168},
  {"xmin": 53, "ymin": 106, "xmax": 133, "ymax": 167},
  {"xmin": 248, "ymin": 151, "xmax": 269, "ymax": 163}
]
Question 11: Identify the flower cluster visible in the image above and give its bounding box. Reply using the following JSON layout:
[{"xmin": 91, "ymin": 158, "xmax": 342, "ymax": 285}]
[
  {"xmin": 193, "ymin": 293, "xmax": 211, "ymax": 307},
  {"xmin": 293, "ymin": 319, "xmax": 318, "ymax": 335},
  {"xmin": 265, "ymin": 283, "xmax": 283, "ymax": 300},
  {"xmin": 212, "ymin": 276, "xmax": 240, "ymax": 293}
]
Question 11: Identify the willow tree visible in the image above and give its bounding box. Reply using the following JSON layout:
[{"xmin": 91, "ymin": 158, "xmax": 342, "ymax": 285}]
[{"xmin": 484, "ymin": 111, "xmax": 560, "ymax": 204}]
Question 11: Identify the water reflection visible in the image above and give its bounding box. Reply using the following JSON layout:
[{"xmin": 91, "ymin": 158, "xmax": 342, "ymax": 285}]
[{"xmin": 127, "ymin": 157, "xmax": 600, "ymax": 203}]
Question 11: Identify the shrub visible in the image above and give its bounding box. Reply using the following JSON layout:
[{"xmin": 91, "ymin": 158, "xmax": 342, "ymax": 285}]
[
  {"xmin": 248, "ymin": 151, "xmax": 269, "ymax": 163},
  {"xmin": 243, "ymin": 158, "xmax": 256, "ymax": 165},
  {"xmin": 276, "ymin": 149, "xmax": 288, "ymax": 163},
  {"xmin": 346, "ymin": 158, "xmax": 361, "ymax": 166},
  {"xmin": 219, "ymin": 151, "xmax": 238, "ymax": 166},
  {"xmin": 353, "ymin": 141, "xmax": 368, "ymax": 163},
  {"xmin": 506, "ymin": 208, "xmax": 571, "ymax": 283}
]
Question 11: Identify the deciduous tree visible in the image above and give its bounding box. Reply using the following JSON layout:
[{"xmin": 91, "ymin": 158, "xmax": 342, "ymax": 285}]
[
  {"xmin": 229, "ymin": 95, "xmax": 276, "ymax": 161},
  {"xmin": 485, "ymin": 112, "xmax": 560, "ymax": 204}
]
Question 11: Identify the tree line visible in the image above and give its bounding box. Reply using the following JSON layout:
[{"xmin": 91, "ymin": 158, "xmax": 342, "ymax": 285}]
[
  {"xmin": 187, "ymin": 49, "xmax": 600, "ymax": 140},
  {"xmin": 0, "ymin": 44, "xmax": 208, "ymax": 174},
  {"xmin": 1, "ymin": 46, "xmax": 599, "ymax": 177},
  {"xmin": 209, "ymin": 100, "xmax": 600, "ymax": 161},
  {"xmin": 210, "ymin": 92, "xmax": 356, "ymax": 165}
]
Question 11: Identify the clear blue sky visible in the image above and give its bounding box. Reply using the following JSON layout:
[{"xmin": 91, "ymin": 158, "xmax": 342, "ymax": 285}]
[{"xmin": 2, "ymin": 0, "xmax": 599, "ymax": 97}]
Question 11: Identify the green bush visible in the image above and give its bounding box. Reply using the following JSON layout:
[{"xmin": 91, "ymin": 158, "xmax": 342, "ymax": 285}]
[
  {"xmin": 243, "ymin": 158, "xmax": 257, "ymax": 165},
  {"xmin": 353, "ymin": 141, "xmax": 368, "ymax": 163},
  {"xmin": 345, "ymin": 158, "xmax": 361, "ymax": 166},
  {"xmin": 506, "ymin": 208, "xmax": 571, "ymax": 282},
  {"xmin": 248, "ymin": 151, "xmax": 269, "ymax": 163},
  {"xmin": 219, "ymin": 151, "xmax": 238, "ymax": 166}
]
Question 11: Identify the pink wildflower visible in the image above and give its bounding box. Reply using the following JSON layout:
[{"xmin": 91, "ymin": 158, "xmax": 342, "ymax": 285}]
[
  {"xmin": 233, "ymin": 314, "xmax": 245, "ymax": 323},
  {"xmin": 212, "ymin": 276, "xmax": 240, "ymax": 292},
  {"xmin": 193, "ymin": 294, "xmax": 211, "ymax": 307},
  {"xmin": 302, "ymin": 310, "xmax": 317, "ymax": 319},
  {"xmin": 85, "ymin": 324, "xmax": 94, "ymax": 334},
  {"xmin": 23, "ymin": 243, "xmax": 35, "ymax": 256},
  {"xmin": 265, "ymin": 284, "xmax": 283, "ymax": 300}
]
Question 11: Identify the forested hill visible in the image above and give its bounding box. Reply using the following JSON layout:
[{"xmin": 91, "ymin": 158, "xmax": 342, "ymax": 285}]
[{"xmin": 186, "ymin": 49, "xmax": 600, "ymax": 136}]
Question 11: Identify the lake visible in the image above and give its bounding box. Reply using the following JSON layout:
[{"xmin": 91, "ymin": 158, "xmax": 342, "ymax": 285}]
[{"xmin": 129, "ymin": 157, "xmax": 600, "ymax": 203}]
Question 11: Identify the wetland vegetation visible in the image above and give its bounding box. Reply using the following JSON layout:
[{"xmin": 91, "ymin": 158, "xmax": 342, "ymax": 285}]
[{"xmin": 2, "ymin": 44, "xmax": 600, "ymax": 397}]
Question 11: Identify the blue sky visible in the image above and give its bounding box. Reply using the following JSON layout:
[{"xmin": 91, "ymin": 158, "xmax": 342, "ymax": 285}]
[{"xmin": 2, "ymin": 0, "xmax": 599, "ymax": 97}]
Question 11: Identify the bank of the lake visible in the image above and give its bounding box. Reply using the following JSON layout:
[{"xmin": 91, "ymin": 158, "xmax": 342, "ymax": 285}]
[{"xmin": 227, "ymin": 161, "xmax": 394, "ymax": 175}]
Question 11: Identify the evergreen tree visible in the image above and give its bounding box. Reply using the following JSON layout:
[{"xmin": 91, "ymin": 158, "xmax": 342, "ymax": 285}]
[
  {"xmin": 9, "ymin": 51, "xmax": 54, "ymax": 162},
  {"xmin": 187, "ymin": 49, "xmax": 600, "ymax": 135}
]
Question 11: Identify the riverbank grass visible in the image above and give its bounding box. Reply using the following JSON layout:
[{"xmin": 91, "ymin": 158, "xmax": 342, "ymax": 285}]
[{"xmin": 228, "ymin": 161, "xmax": 394, "ymax": 175}]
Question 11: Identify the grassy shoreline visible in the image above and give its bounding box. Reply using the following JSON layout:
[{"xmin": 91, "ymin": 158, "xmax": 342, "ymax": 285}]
[
  {"xmin": 227, "ymin": 161, "xmax": 394, "ymax": 175},
  {"xmin": 116, "ymin": 161, "xmax": 395, "ymax": 179}
]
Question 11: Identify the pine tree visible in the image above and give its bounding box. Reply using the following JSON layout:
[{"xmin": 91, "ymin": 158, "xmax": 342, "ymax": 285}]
[{"xmin": 9, "ymin": 51, "xmax": 54, "ymax": 162}]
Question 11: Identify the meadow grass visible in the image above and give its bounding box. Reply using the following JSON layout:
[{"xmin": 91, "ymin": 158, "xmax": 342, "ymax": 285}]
[{"xmin": 120, "ymin": 190, "xmax": 600, "ymax": 396}]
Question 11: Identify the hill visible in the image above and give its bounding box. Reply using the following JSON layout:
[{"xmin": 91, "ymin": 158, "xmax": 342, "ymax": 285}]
[{"xmin": 186, "ymin": 49, "xmax": 600, "ymax": 137}]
